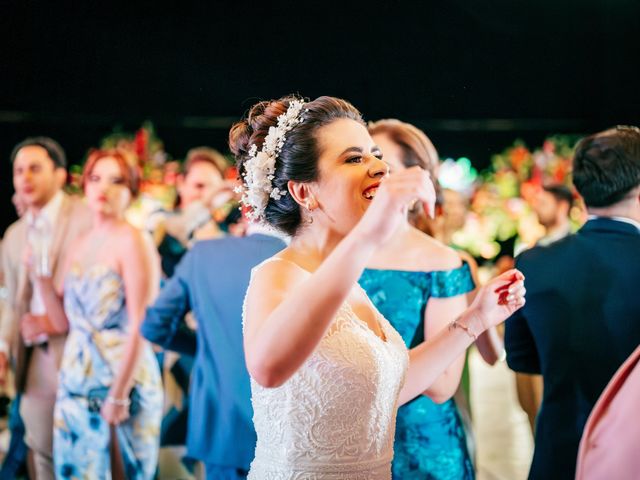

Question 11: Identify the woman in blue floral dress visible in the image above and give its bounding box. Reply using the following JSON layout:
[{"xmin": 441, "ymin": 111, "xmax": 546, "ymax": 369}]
[
  {"xmin": 360, "ymin": 119, "xmax": 494, "ymax": 479},
  {"xmin": 38, "ymin": 149, "xmax": 162, "ymax": 479}
]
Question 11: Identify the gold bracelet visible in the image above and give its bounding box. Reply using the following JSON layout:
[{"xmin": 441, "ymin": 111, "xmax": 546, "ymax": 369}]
[{"xmin": 449, "ymin": 317, "xmax": 478, "ymax": 341}]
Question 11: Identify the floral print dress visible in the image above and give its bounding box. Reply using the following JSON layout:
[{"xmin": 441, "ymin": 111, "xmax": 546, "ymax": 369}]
[{"xmin": 54, "ymin": 264, "xmax": 162, "ymax": 479}]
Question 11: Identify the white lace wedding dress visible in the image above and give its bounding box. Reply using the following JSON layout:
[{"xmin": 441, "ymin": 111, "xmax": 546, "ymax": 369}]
[{"xmin": 244, "ymin": 262, "xmax": 409, "ymax": 479}]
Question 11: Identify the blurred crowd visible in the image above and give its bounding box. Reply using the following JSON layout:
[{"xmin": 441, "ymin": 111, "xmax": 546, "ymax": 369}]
[{"xmin": 0, "ymin": 117, "xmax": 638, "ymax": 480}]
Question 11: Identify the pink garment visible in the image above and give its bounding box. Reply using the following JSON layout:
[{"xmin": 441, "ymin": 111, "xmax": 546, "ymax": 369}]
[{"xmin": 576, "ymin": 344, "xmax": 640, "ymax": 480}]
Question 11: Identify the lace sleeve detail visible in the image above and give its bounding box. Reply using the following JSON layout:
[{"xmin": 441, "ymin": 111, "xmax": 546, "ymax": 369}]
[{"xmin": 430, "ymin": 261, "xmax": 475, "ymax": 298}]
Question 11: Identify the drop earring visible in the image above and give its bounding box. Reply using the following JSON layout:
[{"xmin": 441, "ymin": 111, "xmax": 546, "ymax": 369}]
[{"xmin": 304, "ymin": 203, "xmax": 314, "ymax": 225}]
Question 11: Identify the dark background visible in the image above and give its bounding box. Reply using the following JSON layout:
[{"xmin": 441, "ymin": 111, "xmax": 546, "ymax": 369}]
[{"xmin": 2, "ymin": 0, "xmax": 639, "ymax": 232}]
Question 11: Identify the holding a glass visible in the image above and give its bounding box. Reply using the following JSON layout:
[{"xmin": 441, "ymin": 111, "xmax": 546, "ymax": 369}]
[{"xmin": 22, "ymin": 215, "xmax": 54, "ymax": 346}]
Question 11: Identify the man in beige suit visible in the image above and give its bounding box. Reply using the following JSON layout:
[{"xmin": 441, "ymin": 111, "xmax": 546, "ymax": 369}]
[{"xmin": 0, "ymin": 137, "xmax": 91, "ymax": 479}]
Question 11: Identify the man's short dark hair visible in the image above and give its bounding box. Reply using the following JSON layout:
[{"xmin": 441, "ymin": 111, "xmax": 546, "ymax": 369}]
[
  {"xmin": 572, "ymin": 126, "xmax": 640, "ymax": 208},
  {"xmin": 543, "ymin": 184, "xmax": 574, "ymax": 209},
  {"xmin": 10, "ymin": 136, "xmax": 67, "ymax": 169}
]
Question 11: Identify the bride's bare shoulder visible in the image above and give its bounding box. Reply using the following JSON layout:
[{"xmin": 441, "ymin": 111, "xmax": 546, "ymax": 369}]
[
  {"xmin": 244, "ymin": 251, "xmax": 312, "ymax": 329},
  {"xmin": 249, "ymin": 251, "xmax": 311, "ymax": 294}
]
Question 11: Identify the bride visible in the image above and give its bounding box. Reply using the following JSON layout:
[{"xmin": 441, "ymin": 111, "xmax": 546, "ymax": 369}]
[{"xmin": 230, "ymin": 95, "xmax": 525, "ymax": 479}]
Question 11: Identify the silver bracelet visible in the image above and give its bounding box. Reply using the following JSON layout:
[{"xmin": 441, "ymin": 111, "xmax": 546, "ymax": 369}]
[
  {"xmin": 449, "ymin": 317, "xmax": 478, "ymax": 341},
  {"xmin": 106, "ymin": 395, "xmax": 131, "ymax": 407}
]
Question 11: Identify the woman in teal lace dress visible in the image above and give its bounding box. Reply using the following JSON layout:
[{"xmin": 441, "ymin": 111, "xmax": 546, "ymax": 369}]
[
  {"xmin": 362, "ymin": 119, "xmax": 500, "ymax": 479},
  {"xmin": 37, "ymin": 149, "xmax": 162, "ymax": 479}
]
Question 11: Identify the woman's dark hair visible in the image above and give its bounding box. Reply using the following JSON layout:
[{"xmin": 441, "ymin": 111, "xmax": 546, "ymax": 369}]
[
  {"xmin": 229, "ymin": 95, "xmax": 364, "ymax": 236},
  {"xmin": 573, "ymin": 126, "xmax": 640, "ymax": 207}
]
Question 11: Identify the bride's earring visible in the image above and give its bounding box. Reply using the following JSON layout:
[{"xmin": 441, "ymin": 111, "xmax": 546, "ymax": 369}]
[{"xmin": 304, "ymin": 203, "xmax": 315, "ymax": 225}]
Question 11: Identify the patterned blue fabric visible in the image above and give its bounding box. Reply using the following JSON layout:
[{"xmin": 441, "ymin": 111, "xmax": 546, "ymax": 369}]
[
  {"xmin": 359, "ymin": 263, "xmax": 475, "ymax": 480},
  {"xmin": 54, "ymin": 264, "xmax": 163, "ymax": 479}
]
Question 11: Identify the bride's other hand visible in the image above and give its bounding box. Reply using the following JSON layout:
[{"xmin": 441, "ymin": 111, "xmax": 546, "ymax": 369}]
[
  {"xmin": 469, "ymin": 269, "xmax": 526, "ymax": 331},
  {"xmin": 354, "ymin": 166, "xmax": 436, "ymax": 247}
]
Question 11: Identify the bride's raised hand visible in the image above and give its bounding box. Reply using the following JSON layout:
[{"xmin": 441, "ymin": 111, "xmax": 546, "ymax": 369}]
[
  {"xmin": 468, "ymin": 269, "xmax": 526, "ymax": 332},
  {"xmin": 353, "ymin": 166, "xmax": 436, "ymax": 247}
]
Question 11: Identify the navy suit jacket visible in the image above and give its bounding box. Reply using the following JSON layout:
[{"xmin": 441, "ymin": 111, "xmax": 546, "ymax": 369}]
[
  {"xmin": 141, "ymin": 234, "xmax": 285, "ymax": 469},
  {"xmin": 505, "ymin": 218, "xmax": 640, "ymax": 480}
]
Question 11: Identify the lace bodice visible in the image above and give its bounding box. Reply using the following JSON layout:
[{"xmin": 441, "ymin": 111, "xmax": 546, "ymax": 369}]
[{"xmin": 244, "ymin": 263, "xmax": 409, "ymax": 480}]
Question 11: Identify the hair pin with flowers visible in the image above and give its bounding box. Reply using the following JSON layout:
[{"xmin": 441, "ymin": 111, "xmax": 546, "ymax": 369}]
[{"xmin": 236, "ymin": 99, "xmax": 308, "ymax": 222}]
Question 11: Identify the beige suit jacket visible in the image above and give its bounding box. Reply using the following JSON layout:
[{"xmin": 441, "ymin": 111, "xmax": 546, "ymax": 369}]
[{"xmin": 0, "ymin": 193, "xmax": 92, "ymax": 392}]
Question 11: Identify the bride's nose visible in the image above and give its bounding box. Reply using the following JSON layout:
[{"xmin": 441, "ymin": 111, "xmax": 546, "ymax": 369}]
[{"xmin": 368, "ymin": 156, "xmax": 389, "ymax": 178}]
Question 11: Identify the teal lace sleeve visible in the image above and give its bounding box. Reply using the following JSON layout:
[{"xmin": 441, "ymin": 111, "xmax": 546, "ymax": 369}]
[{"xmin": 430, "ymin": 261, "xmax": 475, "ymax": 298}]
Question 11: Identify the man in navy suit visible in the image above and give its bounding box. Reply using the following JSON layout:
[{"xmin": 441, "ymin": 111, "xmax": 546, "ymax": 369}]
[
  {"xmin": 141, "ymin": 227, "xmax": 285, "ymax": 479},
  {"xmin": 505, "ymin": 125, "xmax": 640, "ymax": 480}
]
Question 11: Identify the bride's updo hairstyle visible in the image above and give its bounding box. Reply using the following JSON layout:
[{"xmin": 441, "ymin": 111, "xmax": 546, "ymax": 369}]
[{"xmin": 229, "ymin": 95, "xmax": 364, "ymax": 236}]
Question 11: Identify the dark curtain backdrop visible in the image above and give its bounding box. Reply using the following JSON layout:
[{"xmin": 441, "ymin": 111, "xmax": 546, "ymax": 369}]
[{"xmin": 1, "ymin": 0, "xmax": 639, "ymax": 232}]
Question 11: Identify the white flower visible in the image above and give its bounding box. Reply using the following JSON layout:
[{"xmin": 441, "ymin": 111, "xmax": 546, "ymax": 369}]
[{"xmin": 238, "ymin": 100, "xmax": 307, "ymax": 222}]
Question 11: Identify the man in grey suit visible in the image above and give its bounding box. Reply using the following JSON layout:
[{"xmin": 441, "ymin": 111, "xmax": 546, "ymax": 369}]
[
  {"xmin": 0, "ymin": 137, "xmax": 92, "ymax": 479},
  {"xmin": 141, "ymin": 226, "xmax": 285, "ymax": 479}
]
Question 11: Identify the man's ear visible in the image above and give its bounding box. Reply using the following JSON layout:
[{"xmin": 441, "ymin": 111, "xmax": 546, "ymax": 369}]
[
  {"xmin": 288, "ymin": 180, "xmax": 317, "ymax": 210},
  {"xmin": 55, "ymin": 167, "xmax": 68, "ymax": 188},
  {"xmin": 175, "ymin": 174, "xmax": 185, "ymax": 194}
]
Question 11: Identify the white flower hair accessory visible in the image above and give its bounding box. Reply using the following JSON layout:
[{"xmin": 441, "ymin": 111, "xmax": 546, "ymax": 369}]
[{"xmin": 236, "ymin": 99, "xmax": 308, "ymax": 222}]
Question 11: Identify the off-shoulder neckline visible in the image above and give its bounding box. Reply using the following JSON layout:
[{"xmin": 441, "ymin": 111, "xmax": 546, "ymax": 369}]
[{"xmin": 362, "ymin": 261, "xmax": 470, "ymax": 275}]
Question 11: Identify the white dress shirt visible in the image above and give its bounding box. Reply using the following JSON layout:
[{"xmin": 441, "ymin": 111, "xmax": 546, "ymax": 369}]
[{"xmin": 27, "ymin": 190, "xmax": 64, "ymax": 316}]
